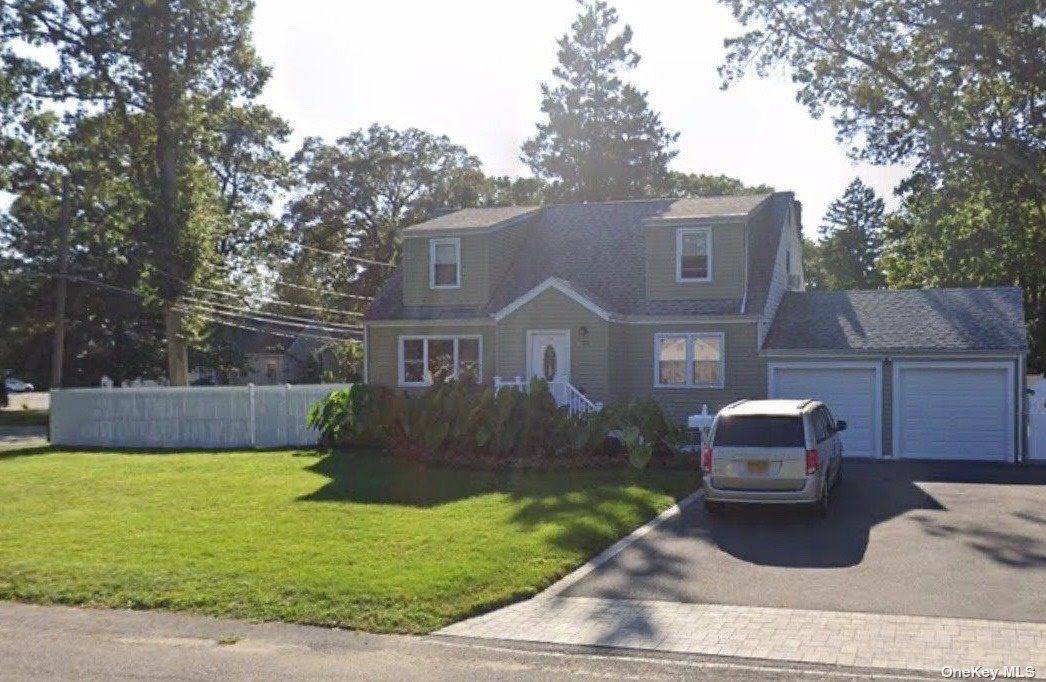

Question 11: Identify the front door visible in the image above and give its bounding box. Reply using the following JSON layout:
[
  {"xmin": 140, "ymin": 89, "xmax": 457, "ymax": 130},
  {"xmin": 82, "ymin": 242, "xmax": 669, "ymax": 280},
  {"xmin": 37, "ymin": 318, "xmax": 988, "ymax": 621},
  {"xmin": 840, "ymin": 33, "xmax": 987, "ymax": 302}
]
[{"xmin": 527, "ymin": 330, "xmax": 570, "ymax": 384}]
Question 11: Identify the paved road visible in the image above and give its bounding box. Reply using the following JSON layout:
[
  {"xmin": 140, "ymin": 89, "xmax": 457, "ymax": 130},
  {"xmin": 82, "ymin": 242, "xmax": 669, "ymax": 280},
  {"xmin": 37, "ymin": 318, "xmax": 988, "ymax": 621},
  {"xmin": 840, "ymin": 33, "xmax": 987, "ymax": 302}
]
[
  {"xmin": 0, "ymin": 602, "xmax": 921, "ymax": 681},
  {"xmin": 564, "ymin": 459, "xmax": 1046, "ymax": 622}
]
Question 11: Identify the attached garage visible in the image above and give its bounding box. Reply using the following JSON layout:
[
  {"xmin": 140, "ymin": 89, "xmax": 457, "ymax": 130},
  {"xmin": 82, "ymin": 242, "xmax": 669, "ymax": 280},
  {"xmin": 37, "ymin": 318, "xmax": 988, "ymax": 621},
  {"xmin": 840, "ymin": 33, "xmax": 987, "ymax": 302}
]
[
  {"xmin": 763, "ymin": 288, "xmax": 1028, "ymax": 463},
  {"xmin": 768, "ymin": 362, "xmax": 881, "ymax": 457},
  {"xmin": 892, "ymin": 362, "xmax": 1014, "ymax": 461}
]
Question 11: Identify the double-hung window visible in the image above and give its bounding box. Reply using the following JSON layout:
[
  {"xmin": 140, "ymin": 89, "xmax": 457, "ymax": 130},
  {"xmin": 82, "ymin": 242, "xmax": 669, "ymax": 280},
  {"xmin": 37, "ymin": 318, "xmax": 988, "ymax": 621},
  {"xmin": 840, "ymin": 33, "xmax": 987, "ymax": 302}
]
[
  {"xmin": 429, "ymin": 237, "xmax": 461, "ymax": 289},
  {"xmin": 399, "ymin": 336, "xmax": 481, "ymax": 386},
  {"xmin": 675, "ymin": 227, "xmax": 711, "ymax": 282},
  {"xmin": 654, "ymin": 333, "xmax": 724, "ymax": 388}
]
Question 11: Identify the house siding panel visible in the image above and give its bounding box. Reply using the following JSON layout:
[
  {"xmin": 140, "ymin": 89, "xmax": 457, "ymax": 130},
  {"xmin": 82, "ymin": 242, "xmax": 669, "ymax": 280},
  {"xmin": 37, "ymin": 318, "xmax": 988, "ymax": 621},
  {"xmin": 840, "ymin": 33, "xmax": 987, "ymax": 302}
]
[
  {"xmin": 401, "ymin": 235, "xmax": 489, "ymax": 306},
  {"xmin": 645, "ymin": 221, "xmax": 746, "ymax": 300},
  {"xmin": 495, "ymin": 288, "xmax": 609, "ymax": 403},
  {"xmin": 365, "ymin": 323, "xmax": 496, "ymax": 389},
  {"xmin": 613, "ymin": 322, "xmax": 766, "ymax": 424}
]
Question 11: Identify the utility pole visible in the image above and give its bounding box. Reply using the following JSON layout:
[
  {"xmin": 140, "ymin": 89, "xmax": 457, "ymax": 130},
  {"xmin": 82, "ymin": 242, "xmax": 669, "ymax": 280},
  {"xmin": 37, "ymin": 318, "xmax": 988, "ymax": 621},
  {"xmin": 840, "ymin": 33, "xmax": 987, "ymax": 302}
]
[{"xmin": 51, "ymin": 176, "xmax": 73, "ymax": 389}]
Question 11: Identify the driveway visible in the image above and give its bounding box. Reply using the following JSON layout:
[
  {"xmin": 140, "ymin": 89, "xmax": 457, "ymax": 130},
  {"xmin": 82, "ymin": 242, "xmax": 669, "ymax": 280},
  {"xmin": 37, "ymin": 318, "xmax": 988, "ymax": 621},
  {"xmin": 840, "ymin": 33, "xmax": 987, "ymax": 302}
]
[{"xmin": 562, "ymin": 459, "xmax": 1046, "ymax": 622}]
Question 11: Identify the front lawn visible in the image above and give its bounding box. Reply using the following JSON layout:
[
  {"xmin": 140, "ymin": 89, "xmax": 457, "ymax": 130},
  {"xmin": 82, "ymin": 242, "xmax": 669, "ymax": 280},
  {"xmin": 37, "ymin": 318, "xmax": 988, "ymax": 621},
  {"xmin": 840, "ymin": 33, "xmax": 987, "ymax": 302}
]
[{"xmin": 0, "ymin": 447, "xmax": 696, "ymax": 633}]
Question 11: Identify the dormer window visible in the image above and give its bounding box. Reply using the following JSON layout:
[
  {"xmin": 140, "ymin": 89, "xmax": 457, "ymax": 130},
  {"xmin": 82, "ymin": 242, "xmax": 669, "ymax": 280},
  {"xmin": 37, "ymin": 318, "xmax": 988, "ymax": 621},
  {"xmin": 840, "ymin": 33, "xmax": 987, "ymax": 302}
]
[
  {"xmin": 429, "ymin": 237, "xmax": 461, "ymax": 289},
  {"xmin": 675, "ymin": 227, "xmax": 711, "ymax": 282}
]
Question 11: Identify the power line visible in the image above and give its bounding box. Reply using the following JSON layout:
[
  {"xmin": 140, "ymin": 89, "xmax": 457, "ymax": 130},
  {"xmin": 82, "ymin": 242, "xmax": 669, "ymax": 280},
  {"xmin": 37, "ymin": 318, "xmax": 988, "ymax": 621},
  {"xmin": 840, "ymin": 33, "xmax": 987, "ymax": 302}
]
[
  {"xmin": 176, "ymin": 309, "xmax": 360, "ymax": 344},
  {"xmin": 279, "ymin": 241, "xmax": 396, "ymax": 268},
  {"xmin": 51, "ymin": 274, "xmax": 364, "ymax": 336},
  {"xmin": 151, "ymin": 265, "xmax": 372, "ymax": 315},
  {"xmin": 179, "ymin": 296, "xmax": 363, "ymax": 332},
  {"xmin": 202, "ymin": 258, "xmax": 374, "ymax": 302},
  {"xmin": 176, "ymin": 300, "xmax": 362, "ymax": 335}
]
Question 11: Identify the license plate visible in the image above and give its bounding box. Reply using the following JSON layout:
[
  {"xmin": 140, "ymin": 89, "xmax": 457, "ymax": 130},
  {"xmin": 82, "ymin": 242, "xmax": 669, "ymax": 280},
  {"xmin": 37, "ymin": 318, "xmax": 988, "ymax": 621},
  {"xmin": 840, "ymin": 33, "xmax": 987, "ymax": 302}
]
[{"xmin": 746, "ymin": 460, "xmax": 770, "ymax": 474}]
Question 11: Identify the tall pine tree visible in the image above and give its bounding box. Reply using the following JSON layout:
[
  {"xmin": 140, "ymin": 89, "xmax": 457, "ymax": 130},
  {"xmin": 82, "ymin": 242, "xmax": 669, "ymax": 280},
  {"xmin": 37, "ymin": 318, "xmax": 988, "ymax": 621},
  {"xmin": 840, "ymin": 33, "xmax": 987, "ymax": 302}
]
[
  {"xmin": 805, "ymin": 178, "xmax": 886, "ymax": 290},
  {"xmin": 521, "ymin": 0, "xmax": 678, "ymax": 203}
]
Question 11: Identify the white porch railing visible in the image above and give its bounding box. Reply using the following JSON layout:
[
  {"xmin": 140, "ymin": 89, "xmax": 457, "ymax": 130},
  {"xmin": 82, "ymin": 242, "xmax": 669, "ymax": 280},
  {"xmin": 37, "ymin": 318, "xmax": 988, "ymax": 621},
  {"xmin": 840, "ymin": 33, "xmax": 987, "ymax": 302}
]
[{"xmin": 493, "ymin": 376, "xmax": 603, "ymax": 417}]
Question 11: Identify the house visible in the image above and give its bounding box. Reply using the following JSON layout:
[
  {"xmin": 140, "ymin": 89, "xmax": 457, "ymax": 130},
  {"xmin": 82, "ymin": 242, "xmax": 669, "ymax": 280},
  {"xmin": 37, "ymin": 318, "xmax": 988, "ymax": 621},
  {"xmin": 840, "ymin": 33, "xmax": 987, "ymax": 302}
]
[
  {"xmin": 363, "ymin": 193, "xmax": 1029, "ymax": 462},
  {"xmin": 229, "ymin": 326, "xmax": 352, "ymax": 385}
]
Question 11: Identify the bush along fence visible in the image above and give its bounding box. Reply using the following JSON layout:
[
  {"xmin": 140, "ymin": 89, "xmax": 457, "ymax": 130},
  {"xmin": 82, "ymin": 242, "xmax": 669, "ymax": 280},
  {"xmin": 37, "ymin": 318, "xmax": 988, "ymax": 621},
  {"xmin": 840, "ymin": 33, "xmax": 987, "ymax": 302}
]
[
  {"xmin": 50, "ymin": 384, "xmax": 353, "ymax": 449},
  {"xmin": 307, "ymin": 378, "xmax": 694, "ymax": 470}
]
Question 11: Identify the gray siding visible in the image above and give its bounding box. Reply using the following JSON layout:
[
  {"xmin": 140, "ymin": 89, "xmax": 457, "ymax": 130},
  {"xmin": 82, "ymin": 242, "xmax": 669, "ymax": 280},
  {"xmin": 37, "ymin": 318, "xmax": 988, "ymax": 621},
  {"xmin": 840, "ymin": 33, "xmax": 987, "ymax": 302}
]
[
  {"xmin": 495, "ymin": 287, "xmax": 610, "ymax": 403},
  {"xmin": 366, "ymin": 323, "xmax": 496, "ymax": 390},
  {"xmin": 612, "ymin": 322, "xmax": 766, "ymax": 424},
  {"xmin": 645, "ymin": 221, "xmax": 746, "ymax": 300},
  {"xmin": 401, "ymin": 235, "xmax": 489, "ymax": 307}
]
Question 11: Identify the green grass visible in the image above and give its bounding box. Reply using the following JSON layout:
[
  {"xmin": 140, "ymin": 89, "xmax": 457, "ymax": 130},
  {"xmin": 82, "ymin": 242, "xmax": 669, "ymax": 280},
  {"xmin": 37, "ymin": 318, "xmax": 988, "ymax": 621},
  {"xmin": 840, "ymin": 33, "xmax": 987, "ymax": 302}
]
[
  {"xmin": 0, "ymin": 447, "xmax": 697, "ymax": 633},
  {"xmin": 0, "ymin": 409, "xmax": 48, "ymax": 427}
]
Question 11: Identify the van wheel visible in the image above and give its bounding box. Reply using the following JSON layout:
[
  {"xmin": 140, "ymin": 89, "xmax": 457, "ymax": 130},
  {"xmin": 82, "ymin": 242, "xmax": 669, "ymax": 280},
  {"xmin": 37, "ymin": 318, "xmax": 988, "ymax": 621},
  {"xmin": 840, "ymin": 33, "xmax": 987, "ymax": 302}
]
[
  {"xmin": 704, "ymin": 500, "xmax": 723, "ymax": 515},
  {"xmin": 834, "ymin": 460, "xmax": 844, "ymax": 487}
]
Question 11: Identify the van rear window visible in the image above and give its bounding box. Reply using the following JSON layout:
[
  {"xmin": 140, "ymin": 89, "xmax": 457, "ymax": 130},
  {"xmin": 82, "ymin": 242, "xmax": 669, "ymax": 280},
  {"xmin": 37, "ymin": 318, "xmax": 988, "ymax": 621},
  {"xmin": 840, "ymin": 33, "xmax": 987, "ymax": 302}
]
[{"xmin": 713, "ymin": 415, "xmax": 805, "ymax": 447}]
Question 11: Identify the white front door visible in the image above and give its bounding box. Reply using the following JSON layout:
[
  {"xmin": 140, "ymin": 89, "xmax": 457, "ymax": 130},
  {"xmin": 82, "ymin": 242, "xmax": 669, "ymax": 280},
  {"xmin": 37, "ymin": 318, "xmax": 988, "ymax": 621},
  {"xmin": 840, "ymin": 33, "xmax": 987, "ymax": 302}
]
[{"xmin": 527, "ymin": 330, "xmax": 570, "ymax": 384}]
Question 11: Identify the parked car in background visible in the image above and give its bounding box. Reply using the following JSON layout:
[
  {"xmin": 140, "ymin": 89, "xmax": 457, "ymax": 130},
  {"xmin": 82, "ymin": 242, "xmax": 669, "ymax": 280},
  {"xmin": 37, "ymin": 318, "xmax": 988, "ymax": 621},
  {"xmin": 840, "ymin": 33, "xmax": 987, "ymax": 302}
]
[
  {"xmin": 4, "ymin": 377, "xmax": 35, "ymax": 393},
  {"xmin": 702, "ymin": 399, "xmax": 845, "ymax": 516}
]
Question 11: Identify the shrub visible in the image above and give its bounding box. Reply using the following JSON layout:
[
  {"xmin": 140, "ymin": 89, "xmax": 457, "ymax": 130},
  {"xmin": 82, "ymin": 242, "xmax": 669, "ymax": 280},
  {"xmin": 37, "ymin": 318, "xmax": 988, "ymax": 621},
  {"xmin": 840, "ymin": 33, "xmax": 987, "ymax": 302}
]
[{"xmin": 308, "ymin": 381, "xmax": 691, "ymax": 470}]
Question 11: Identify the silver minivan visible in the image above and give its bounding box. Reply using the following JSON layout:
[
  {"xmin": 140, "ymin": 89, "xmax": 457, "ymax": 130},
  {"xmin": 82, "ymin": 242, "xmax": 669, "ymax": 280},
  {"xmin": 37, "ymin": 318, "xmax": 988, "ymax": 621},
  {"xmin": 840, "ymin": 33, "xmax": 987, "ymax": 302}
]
[{"xmin": 701, "ymin": 399, "xmax": 845, "ymax": 516}]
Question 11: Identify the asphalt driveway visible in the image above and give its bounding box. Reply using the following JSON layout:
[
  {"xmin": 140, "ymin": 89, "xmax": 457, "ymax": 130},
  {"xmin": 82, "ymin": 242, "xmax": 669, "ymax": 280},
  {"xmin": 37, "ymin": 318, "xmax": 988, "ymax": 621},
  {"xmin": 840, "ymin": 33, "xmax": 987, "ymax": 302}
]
[{"xmin": 563, "ymin": 459, "xmax": 1046, "ymax": 623}]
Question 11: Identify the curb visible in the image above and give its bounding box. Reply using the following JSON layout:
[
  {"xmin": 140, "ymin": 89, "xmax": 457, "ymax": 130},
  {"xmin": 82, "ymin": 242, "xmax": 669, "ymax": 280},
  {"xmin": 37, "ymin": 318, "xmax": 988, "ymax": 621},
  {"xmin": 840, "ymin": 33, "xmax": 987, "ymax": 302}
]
[{"xmin": 537, "ymin": 488, "xmax": 704, "ymax": 599}]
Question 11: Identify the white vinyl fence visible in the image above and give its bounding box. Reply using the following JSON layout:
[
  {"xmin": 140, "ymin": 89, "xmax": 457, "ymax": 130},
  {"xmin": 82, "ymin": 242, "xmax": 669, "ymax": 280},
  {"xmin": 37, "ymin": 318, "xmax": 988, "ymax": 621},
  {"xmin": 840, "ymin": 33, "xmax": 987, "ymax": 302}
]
[{"xmin": 50, "ymin": 384, "xmax": 352, "ymax": 449}]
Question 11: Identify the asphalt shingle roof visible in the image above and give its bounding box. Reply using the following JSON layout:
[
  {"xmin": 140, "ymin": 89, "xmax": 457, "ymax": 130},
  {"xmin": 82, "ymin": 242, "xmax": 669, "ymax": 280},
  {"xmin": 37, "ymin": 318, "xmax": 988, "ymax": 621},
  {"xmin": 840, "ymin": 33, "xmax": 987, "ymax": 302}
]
[
  {"xmin": 763, "ymin": 288, "xmax": 1027, "ymax": 352},
  {"xmin": 367, "ymin": 193, "xmax": 786, "ymax": 320},
  {"xmin": 401, "ymin": 206, "xmax": 538, "ymax": 233}
]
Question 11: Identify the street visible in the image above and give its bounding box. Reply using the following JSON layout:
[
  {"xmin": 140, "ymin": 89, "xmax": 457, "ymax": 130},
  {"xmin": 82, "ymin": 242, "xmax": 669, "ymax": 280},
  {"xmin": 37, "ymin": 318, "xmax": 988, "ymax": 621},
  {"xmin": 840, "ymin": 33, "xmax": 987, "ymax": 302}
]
[{"xmin": 0, "ymin": 602, "xmax": 931, "ymax": 681}]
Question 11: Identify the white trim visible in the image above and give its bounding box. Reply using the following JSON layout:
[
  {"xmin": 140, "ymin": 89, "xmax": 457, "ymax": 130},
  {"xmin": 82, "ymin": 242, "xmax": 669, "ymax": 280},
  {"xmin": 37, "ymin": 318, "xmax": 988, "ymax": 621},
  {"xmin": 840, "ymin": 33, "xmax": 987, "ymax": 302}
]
[
  {"xmin": 367, "ymin": 315, "xmax": 759, "ymax": 326},
  {"xmin": 653, "ymin": 332, "xmax": 726, "ymax": 389},
  {"xmin": 397, "ymin": 334, "xmax": 483, "ymax": 387},
  {"xmin": 675, "ymin": 226, "xmax": 712, "ymax": 283},
  {"xmin": 429, "ymin": 237, "xmax": 461, "ymax": 290},
  {"xmin": 366, "ymin": 318, "xmax": 494, "ymax": 328},
  {"xmin": 767, "ymin": 360, "xmax": 883, "ymax": 458},
  {"xmin": 760, "ymin": 350, "xmax": 1023, "ymax": 359},
  {"xmin": 493, "ymin": 277, "xmax": 612, "ymax": 322},
  {"xmin": 525, "ymin": 329, "xmax": 571, "ymax": 383},
  {"xmin": 891, "ymin": 360, "xmax": 1016, "ymax": 462}
]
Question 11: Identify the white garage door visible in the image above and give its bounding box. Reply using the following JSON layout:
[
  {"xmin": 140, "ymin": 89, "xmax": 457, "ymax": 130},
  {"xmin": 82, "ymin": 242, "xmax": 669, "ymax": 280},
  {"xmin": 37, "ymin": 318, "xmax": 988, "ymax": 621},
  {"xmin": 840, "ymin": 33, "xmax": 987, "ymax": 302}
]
[
  {"xmin": 893, "ymin": 363, "xmax": 1014, "ymax": 461},
  {"xmin": 769, "ymin": 363, "xmax": 880, "ymax": 457}
]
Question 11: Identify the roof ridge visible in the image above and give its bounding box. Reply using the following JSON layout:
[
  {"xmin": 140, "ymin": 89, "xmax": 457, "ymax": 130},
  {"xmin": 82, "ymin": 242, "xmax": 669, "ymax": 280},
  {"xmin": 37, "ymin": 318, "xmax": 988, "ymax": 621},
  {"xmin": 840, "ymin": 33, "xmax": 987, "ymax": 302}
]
[{"xmin": 543, "ymin": 192, "xmax": 777, "ymax": 209}]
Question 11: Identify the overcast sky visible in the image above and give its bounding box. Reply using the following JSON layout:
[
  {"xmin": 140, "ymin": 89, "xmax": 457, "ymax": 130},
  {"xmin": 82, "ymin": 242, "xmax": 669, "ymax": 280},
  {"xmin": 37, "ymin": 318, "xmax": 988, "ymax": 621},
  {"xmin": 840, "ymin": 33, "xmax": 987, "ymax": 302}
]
[{"xmin": 251, "ymin": 0, "xmax": 909, "ymax": 229}]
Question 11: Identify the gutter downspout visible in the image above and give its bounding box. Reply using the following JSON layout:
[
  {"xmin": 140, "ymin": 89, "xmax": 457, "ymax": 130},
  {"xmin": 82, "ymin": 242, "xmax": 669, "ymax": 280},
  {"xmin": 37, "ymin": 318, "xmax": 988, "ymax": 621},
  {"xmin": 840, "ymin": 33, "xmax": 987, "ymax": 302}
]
[{"xmin": 740, "ymin": 216, "xmax": 750, "ymax": 314}]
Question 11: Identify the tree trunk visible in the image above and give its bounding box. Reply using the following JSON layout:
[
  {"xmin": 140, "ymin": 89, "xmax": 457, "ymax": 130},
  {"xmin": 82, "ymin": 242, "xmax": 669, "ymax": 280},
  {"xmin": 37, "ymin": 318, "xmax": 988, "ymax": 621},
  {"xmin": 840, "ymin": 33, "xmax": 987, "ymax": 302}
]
[{"xmin": 165, "ymin": 305, "xmax": 188, "ymax": 386}]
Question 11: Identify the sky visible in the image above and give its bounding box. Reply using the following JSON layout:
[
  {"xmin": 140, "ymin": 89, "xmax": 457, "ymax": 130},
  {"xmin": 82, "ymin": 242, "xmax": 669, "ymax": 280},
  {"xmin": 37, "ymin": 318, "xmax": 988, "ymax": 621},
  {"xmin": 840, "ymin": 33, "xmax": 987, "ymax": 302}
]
[{"xmin": 251, "ymin": 0, "xmax": 910, "ymax": 229}]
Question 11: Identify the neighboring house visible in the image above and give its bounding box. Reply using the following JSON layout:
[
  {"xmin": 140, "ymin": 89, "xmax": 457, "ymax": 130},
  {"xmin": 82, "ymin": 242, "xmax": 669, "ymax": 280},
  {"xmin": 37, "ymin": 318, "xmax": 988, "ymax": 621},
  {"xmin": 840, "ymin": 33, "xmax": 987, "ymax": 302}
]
[
  {"xmin": 230, "ymin": 326, "xmax": 351, "ymax": 385},
  {"xmin": 364, "ymin": 193, "xmax": 1029, "ymax": 462}
]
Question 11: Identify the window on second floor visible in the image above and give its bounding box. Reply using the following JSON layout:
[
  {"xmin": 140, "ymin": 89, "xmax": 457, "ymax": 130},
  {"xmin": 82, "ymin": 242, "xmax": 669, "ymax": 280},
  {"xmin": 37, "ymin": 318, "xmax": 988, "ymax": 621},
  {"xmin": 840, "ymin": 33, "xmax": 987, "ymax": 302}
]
[
  {"xmin": 676, "ymin": 227, "xmax": 711, "ymax": 282},
  {"xmin": 429, "ymin": 237, "xmax": 461, "ymax": 289}
]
